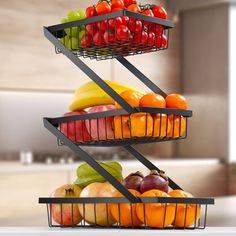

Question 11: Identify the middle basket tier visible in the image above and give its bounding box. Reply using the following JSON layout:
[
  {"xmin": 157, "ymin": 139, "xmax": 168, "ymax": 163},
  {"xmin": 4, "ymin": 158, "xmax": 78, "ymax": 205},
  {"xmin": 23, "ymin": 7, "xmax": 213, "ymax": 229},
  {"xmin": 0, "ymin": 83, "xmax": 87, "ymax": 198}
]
[{"xmin": 44, "ymin": 107, "xmax": 192, "ymax": 147}]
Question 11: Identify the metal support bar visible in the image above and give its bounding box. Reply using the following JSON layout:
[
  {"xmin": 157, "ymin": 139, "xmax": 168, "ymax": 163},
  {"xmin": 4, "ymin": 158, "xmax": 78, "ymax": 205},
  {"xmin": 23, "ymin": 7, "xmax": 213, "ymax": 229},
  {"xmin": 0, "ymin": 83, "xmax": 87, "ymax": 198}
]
[
  {"xmin": 44, "ymin": 27, "xmax": 136, "ymax": 114},
  {"xmin": 124, "ymin": 145, "xmax": 183, "ymax": 190},
  {"xmin": 43, "ymin": 118, "xmax": 140, "ymax": 203},
  {"xmin": 116, "ymin": 56, "xmax": 167, "ymax": 98}
]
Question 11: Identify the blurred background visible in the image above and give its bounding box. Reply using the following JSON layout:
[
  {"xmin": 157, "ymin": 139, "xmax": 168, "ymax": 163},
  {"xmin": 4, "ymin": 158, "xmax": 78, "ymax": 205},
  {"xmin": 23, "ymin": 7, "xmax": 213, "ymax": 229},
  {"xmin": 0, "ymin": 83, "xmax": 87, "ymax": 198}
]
[{"xmin": 0, "ymin": 0, "xmax": 236, "ymax": 228}]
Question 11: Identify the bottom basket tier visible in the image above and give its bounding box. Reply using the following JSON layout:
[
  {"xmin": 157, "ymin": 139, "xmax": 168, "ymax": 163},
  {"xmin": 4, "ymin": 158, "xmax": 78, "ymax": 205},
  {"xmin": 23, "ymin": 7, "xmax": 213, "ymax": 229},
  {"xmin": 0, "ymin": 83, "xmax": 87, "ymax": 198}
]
[{"xmin": 39, "ymin": 196, "xmax": 214, "ymax": 230}]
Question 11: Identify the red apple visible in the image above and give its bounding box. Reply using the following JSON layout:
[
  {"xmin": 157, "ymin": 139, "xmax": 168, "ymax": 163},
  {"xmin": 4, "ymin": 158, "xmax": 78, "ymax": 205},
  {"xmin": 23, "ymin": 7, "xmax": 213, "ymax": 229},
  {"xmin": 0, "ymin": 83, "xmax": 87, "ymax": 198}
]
[
  {"xmin": 78, "ymin": 182, "xmax": 117, "ymax": 226},
  {"xmin": 85, "ymin": 105, "xmax": 116, "ymax": 140},
  {"xmin": 50, "ymin": 184, "xmax": 82, "ymax": 226},
  {"xmin": 60, "ymin": 111, "xmax": 91, "ymax": 142}
]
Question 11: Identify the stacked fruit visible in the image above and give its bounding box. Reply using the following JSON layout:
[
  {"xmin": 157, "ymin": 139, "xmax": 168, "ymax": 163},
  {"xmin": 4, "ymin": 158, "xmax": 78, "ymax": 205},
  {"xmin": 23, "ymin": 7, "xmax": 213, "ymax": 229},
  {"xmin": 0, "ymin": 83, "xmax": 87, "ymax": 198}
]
[
  {"xmin": 50, "ymin": 162, "xmax": 200, "ymax": 228},
  {"xmin": 59, "ymin": 1, "xmax": 168, "ymax": 51},
  {"xmin": 60, "ymin": 80, "xmax": 188, "ymax": 142}
]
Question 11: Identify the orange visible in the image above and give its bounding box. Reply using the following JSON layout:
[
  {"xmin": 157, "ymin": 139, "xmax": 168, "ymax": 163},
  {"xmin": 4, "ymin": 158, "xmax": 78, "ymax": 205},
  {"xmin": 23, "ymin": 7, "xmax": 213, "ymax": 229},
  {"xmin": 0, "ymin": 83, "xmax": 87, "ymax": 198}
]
[
  {"xmin": 153, "ymin": 114, "xmax": 171, "ymax": 137},
  {"xmin": 136, "ymin": 189, "xmax": 175, "ymax": 228},
  {"xmin": 115, "ymin": 90, "xmax": 141, "ymax": 109},
  {"xmin": 139, "ymin": 94, "xmax": 166, "ymax": 108},
  {"xmin": 167, "ymin": 115, "xmax": 186, "ymax": 138},
  {"xmin": 113, "ymin": 113, "xmax": 153, "ymax": 139},
  {"xmin": 169, "ymin": 190, "xmax": 201, "ymax": 228},
  {"xmin": 109, "ymin": 189, "xmax": 142, "ymax": 227},
  {"xmin": 166, "ymin": 94, "xmax": 188, "ymax": 110}
]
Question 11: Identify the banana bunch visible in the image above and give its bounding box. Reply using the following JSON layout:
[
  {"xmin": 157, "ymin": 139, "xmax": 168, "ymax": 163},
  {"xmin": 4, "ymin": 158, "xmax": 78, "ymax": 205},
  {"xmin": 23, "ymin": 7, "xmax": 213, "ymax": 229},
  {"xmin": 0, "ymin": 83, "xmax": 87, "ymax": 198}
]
[
  {"xmin": 74, "ymin": 161, "xmax": 123, "ymax": 188},
  {"xmin": 69, "ymin": 80, "xmax": 145, "ymax": 111}
]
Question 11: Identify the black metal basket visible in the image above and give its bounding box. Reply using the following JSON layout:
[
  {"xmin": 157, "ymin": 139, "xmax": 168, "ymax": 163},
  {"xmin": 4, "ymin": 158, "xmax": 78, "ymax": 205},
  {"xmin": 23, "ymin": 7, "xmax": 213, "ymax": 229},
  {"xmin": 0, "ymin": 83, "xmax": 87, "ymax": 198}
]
[
  {"xmin": 39, "ymin": 196, "xmax": 214, "ymax": 229},
  {"xmin": 46, "ymin": 10, "xmax": 173, "ymax": 61}
]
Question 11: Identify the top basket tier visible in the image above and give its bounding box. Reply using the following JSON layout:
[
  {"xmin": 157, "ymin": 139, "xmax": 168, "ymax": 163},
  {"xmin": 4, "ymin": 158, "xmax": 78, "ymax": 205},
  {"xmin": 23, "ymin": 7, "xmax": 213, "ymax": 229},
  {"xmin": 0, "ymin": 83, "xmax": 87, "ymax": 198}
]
[{"xmin": 45, "ymin": 10, "xmax": 174, "ymax": 61}]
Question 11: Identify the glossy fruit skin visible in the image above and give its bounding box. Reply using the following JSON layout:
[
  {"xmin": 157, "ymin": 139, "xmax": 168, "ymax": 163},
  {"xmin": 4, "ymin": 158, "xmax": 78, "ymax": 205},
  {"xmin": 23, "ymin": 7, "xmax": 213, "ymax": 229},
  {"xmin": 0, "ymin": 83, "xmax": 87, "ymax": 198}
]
[
  {"xmin": 166, "ymin": 94, "xmax": 188, "ymax": 110},
  {"xmin": 156, "ymin": 34, "xmax": 168, "ymax": 48},
  {"xmin": 111, "ymin": 0, "xmax": 125, "ymax": 9},
  {"xmin": 81, "ymin": 34, "xmax": 93, "ymax": 48},
  {"xmin": 60, "ymin": 111, "xmax": 91, "ymax": 142},
  {"xmin": 127, "ymin": 4, "xmax": 141, "ymax": 13},
  {"xmin": 116, "ymin": 25, "xmax": 131, "ymax": 41},
  {"xmin": 167, "ymin": 115, "xmax": 187, "ymax": 138},
  {"xmin": 129, "ymin": 18, "xmax": 142, "ymax": 33},
  {"xmin": 93, "ymin": 31, "xmax": 105, "ymax": 46},
  {"xmin": 85, "ymin": 105, "xmax": 116, "ymax": 140},
  {"xmin": 115, "ymin": 90, "xmax": 140, "ymax": 109},
  {"xmin": 136, "ymin": 189, "xmax": 175, "ymax": 228},
  {"xmin": 150, "ymin": 24, "xmax": 164, "ymax": 36},
  {"xmin": 79, "ymin": 182, "xmax": 117, "ymax": 226},
  {"xmin": 113, "ymin": 113, "xmax": 153, "ymax": 138},
  {"xmin": 86, "ymin": 24, "xmax": 98, "ymax": 35},
  {"xmin": 133, "ymin": 30, "xmax": 148, "ymax": 44},
  {"xmin": 96, "ymin": 20, "xmax": 107, "ymax": 31},
  {"xmin": 108, "ymin": 17, "xmax": 123, "ymax": 30},
  {"xmin": 152, "ymin": 6, "xmax": 167, "ymax": 19},
  {"xmin": 169, "ymin": 190, "xmax": 201, "ymax": 227},
  {"xmin": 110, "ymin": 189, "xmax": 142, "ymax": 227},
  {"xmin": 112, "ymin": 7, "xmax": 124, "ymax": 12},
  {"xmin": 86, "ymin": 6, "xmax": 97, "ymax": 18},
  {"xmin": 121, "ymin": 16, "xmax": 129, "ymax": 26},
  {"xmin": 147, "ymin": 32, "xmax": 155, "ymax": 46},
  {"xmin": 140, "ymin": 172, "xmax": 169, "ymax": 193},
  {"xmin": 51, "ymin": 184, "xmax": 82, "ymax": 226},
  {"xmin": 96, "ymin": 1, "xmax": 111, "ymax": 15},
  {"xmin": 124, "ymin": 0, "xmax": 137, "ymax": 7},
  {"xmin": 104, "ymin": 31, "xmax": 116, "ymax": 44},
  {"xmin": 139, "ymin": 93, "xmax": 166, "ymax": 108},
  {"xmin": 123, "ymin": 172, "xmax": 143, "ymax": 191},
  {"xmin": 142, "ymin": 9, "xmax": 154, "ymax": 26},
  {"xmin": 153, "ymin": 114, "xmax": 171, "ymax": 137}
]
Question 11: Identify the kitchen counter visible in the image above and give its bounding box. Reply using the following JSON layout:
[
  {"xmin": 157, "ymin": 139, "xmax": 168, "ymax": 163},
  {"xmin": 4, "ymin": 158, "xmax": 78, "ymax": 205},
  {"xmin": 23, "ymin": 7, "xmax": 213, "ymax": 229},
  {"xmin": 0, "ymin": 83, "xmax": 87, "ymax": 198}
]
[{"xmin": 0, "ymin": 227, "xmax": 235, "ymax": 236}]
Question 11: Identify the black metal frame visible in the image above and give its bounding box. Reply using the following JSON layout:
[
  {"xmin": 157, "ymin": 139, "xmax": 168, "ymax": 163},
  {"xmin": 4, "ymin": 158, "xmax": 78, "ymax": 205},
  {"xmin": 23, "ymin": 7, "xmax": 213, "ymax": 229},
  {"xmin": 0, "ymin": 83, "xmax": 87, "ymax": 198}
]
[{"xmin": 41, "ymin": 10, "xmax": 214, "ymax": 230}]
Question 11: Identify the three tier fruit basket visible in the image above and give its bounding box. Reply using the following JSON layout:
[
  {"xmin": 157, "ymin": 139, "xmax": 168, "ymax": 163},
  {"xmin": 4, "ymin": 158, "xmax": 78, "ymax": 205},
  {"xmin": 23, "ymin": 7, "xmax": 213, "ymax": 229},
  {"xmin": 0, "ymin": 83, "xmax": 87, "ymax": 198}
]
[{"xmin": 39, "ymin": 9, "xmax": 214, "ymax": 230}]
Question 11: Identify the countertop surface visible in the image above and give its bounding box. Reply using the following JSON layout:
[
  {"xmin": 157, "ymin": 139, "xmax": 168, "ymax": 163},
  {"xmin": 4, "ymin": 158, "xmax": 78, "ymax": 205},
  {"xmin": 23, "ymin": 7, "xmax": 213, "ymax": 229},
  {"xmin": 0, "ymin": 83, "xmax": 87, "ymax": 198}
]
[{"xmin": 0, "ymin": 227, "xmax": 235, "ymax": 236}]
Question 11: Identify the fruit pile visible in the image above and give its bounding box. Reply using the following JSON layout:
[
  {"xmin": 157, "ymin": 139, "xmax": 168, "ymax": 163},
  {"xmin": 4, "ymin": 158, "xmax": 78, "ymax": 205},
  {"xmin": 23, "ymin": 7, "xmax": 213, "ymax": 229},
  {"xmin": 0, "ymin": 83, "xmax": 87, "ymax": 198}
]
[
  {"xmin": 60, "ymin": 80, "xmax": 188, "ymax": 143},
  {"xmin": 50, "ymin": 161, "xmax": 200, "ymax": 228},
  {"xmin": 59, "ymin": 0, "xmax": 168, "ymax": 52}
]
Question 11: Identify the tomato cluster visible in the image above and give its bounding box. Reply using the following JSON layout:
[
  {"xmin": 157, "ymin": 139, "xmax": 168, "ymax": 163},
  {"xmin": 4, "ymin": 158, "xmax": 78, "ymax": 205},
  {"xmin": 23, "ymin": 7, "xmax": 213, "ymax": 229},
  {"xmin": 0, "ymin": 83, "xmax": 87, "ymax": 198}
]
[{"xmin": 81, "ymin": 0, "xmax": 168, "ymax": 49}]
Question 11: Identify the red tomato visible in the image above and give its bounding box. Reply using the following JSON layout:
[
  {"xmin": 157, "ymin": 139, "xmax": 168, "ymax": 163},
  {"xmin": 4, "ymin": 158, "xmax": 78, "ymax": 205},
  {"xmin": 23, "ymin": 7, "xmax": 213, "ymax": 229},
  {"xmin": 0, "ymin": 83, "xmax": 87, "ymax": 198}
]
[
  {"xmin": 133, "ymin": 30, "xmax": 148, "ymax": 44},
  {"xmin": 152, "ymin": 6, "xmax": 167, "ymax": 19},
  {"xmin": 142, "ymin": 9, "xmax": 154, "ymax": 26},
  {"xmin": 147, "ymin": 32, "xmax": 155, "ymax": 46},
  {"xmin": 150, "ymin": 24, "xmax": 164, "ymax": 36},
  {"xmin": 111, "ymin": 0, "xmax": 125, "ymax": 9},
  {"xmin": 121, "ymin": 16, "xmax": 129, "ymax": 26},
  {"xmin": 81, "ymin": 35, "xmax": 93, "ymax": 48},
  {"xmin": 124, "ymin": 0, "xmax": 137, "ymax": 7},
  {"xmin": 93, "ymin": 31, "xmax": 105, "ymax": 46},
  {"xmin": 85, "ymin": 24, "xmax": 98, "ymax": 35},
  {"xmin": 155, "ymin": 34, "xmax": 168, "ymax": 48},
  {"xmin": 86, "ymin": 6, "xmax": 97, "ymax": 18},
  {"xmin": 108, "ymin": 17, "xmax": 123, "ymax": 30},
  {"xmin": 127, "ymin": 4, "xmax": 141, "ymax": 13},
  {"xmin": 104, "ymin": 31, "xmax": 116, "ymax": 44},
  {"xmin": 112, "ymin": 7, "xmax": 124, "ymax": 12},
  {"xmin": 96, "ymin": 1, "xmax": 111, "ymax": 15},
  {"xmin": 129, "ymin": 18, "xmax": 142, "ymax": 33},
  {"xmin": 96, "ymin": 20, "xmax": 107, "ymax": 31},
  {"xmin": 116, "ymin": 25, "xmax": 131, "ymax": 41}
]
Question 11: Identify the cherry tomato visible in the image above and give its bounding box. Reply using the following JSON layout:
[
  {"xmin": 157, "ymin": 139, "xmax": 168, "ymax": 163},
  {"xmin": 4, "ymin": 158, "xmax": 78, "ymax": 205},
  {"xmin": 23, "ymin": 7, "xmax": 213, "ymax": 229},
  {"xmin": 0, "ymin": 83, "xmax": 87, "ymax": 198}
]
[
  {"xmin": 142, "ymin": 9, "xmax": 154, "ymax": 26},
  {"xmin": 151, "ymin": 6, "xmax": 167, "ymax": 19},
  {"xmin": 93, "ymin": 31, "xmax": 105, "ymax": 46},
  {"xmin": 112, "ymin": 7, "xmax": 123, "ymax": 12},
  {"xmin": 124, "ymin": 0, "xmax": 137, "ymax": 7},
  {"xmin": 111, "ymin": 0, "xmax": 125, "ymax": 9},
  {"xmin": 129, "ymin": 18, "xmax": 142, "ymax": 33},
  {"xmin": 81, "ymin": 34, "xmax": 93, "ymax": 48},
  {"xmin": 133, "ymin": 30, "xmax": 148, "ymax": 44},
  {"xmin": 108, "ymin": 17, "xmax": 123, "ymax": 30},
  {"xmin": 104, "ymin": 31, "xmax": 116, "ymax": 44},
  {"xmin": 96, "ymin": 20, "xmax": 108, "ymax": 31},
  {"xmin": 86, "ymin": 6, "xmax": 97, "ymax": 18},
  {"xmin": 116, "ymin": 25, "xmax": 131, "ymax": 41},
  {"xmin": 85, "ymin": 24, "xmax": 98, "ymax": 35},
  {"xmin": 147, "ymin": 32, "xmax": 155, "ymax": 46},
  {"xmin": 127, "ymin": 4, "xmax": 141, "ymax": 13},
  {"xmin": 96, "ymin": 1, "xmax": 111, "ymax": 15},
  {"xmin": 155, "ymin": 34, "xmax": 168, "ymax": 48},
  {"xmin": 121, "ymin": 16, "xmax": 129, "ymax": 26},
  {"xmin": 150, "ymin": 24, "xmax": 164, "ymax": 36}
]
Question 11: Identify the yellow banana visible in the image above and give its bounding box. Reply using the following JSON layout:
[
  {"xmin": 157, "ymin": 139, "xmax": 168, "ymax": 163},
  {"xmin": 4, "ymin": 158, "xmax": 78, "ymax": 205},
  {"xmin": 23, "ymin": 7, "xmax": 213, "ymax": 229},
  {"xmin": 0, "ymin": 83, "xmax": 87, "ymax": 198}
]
[{"xmin": 69, "ymin": 80, "xmax": 145, "ymax": 111}]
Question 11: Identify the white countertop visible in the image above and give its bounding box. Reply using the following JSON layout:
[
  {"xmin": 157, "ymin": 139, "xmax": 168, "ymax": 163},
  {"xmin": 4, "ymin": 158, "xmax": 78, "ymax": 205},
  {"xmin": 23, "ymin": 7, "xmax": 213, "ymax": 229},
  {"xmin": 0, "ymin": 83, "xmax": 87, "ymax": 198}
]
[{"xmin": 0, "ymin": 227, "xmax": 235, "ymax": 236}]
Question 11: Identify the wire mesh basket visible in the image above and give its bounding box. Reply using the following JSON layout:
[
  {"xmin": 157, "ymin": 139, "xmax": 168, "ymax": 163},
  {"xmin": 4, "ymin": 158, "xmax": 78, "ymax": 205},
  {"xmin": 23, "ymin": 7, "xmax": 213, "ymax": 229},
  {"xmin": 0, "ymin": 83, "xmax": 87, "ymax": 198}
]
[
  {"xmin": 39, "ymin": 196, "xmax": 214, "ymax": 229},
  {"xmin": 44, "ymin": 107, "xmax": 192, "ymax": 147},
  {"xmin": 46, "ymin": 10, "xmax": 173, "ymax": 60}
]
